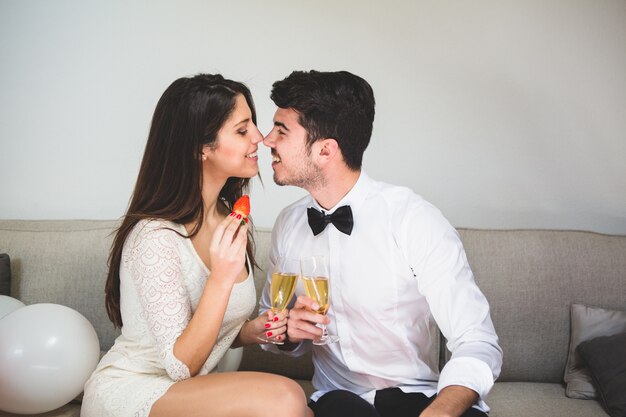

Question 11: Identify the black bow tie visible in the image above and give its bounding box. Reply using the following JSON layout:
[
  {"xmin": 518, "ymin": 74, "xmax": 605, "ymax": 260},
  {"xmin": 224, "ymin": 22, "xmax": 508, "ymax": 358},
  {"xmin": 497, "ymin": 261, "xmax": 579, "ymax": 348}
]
[{"xmin": 307, "ymin": 205, "xmax": 354, "ymax": 236}]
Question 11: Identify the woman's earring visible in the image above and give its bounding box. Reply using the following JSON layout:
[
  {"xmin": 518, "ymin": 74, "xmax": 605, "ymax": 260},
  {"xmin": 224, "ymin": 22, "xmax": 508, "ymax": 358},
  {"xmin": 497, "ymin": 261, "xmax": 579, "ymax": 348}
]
[{"xmin": 201, "ymin": 154, "xmax": 207, "ymax": 161}]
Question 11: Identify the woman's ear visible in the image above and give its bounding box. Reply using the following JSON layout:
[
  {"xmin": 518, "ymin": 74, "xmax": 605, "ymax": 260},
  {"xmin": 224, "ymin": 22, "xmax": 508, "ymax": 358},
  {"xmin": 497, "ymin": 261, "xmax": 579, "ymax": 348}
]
[{"xmin": 200, "ymin": 144, "xmax": 214, "ymax": 161}]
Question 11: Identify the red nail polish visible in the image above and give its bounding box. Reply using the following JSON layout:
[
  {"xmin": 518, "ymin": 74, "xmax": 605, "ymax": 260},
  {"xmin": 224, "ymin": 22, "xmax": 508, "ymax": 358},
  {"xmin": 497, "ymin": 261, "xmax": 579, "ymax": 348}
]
[
  {"xmin": 273, "ymin": 316, "xmax": 279, "ymax": 322},
  {"xmin": 266, "ymin": 331, "xmax": 273, "ymax": 337},
  {"xmin": 264, "ymin": 323, "xmax": 271, "ymax": 329},
  {"xmin": 229, "ymin": 212, "xmax": 234, "ymax": 217},
  {"xmin": 244, "ymin": 218, "xmax": 249, "ymax": 223},
  {"xmin": 236, "ymin": 214, "xmax": 242, "ymax": 220}
]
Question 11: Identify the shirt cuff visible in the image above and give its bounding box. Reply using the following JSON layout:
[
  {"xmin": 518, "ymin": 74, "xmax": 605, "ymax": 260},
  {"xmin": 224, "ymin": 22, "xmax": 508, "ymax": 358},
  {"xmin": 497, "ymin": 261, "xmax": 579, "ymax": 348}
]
[
  {"xmin": 437, "ymin": 356, "xmax": 495, "ymax": 399},
  {"xmin": 259, "ymin": 339, "xmax": 308, "ymax": 357}
]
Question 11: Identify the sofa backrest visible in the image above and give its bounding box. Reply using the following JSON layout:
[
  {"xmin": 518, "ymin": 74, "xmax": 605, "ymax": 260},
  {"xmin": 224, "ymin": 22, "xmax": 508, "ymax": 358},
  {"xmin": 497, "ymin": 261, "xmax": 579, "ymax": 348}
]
[
  {"xmin": 0, "ymin": 220, "xmax": 122, "ymax": 351},
  {"xmin": 457, "ymin": 228, "xmax": 626, "ymax": 383},
  {"xmin": 2, "ymin": 220, "xmax": 625, "ymax": 385}
]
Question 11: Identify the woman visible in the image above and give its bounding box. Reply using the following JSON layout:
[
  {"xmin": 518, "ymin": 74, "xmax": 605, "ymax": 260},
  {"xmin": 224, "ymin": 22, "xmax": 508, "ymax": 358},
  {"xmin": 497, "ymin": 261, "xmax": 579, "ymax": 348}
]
[{"xmin": 82, "ymin": 74, "xmax": 308, "ymax": 417}]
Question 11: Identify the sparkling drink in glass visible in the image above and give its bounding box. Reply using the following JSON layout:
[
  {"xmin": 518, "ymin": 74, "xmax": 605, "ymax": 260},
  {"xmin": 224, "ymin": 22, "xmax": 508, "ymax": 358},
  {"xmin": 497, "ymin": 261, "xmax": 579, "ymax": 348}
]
[
  {"xmin": 258, "ymin": 257, "xmax": 299, "ymax": 345},
  {"xmin": 300, "ymin": 255, "xmax": 339, "ymax": 345}
]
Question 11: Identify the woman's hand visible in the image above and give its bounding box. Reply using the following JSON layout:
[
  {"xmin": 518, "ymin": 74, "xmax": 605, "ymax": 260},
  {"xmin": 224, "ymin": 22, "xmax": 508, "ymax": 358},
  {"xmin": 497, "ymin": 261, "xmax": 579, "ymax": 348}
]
[
  {"xmin": 208, "ymin": 214, "xmax": 248, "ymax": 286},
  {"xmin": 235, "ymin": 310, "xmax": 288, "ymax": 346},
  {"xmin": 261, "ymin": 310, "xmax": 289, "ymax": 343}
]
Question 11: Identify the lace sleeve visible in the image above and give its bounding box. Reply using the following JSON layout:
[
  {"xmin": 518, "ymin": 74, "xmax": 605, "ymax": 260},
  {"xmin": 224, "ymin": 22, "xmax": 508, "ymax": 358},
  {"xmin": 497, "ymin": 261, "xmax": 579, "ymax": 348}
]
[{"xmin": 126, "ymin": 221, "xmax": 191, "ymax": 381}]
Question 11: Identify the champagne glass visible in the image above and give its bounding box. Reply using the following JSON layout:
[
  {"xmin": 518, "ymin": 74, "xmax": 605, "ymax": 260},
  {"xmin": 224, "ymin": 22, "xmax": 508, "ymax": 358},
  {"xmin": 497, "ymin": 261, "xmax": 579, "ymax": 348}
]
[
  {"xmin": 300, "ymin": 255, "xmax": 339, "ymax": 345},
  {"xmin": 258, "ymin": 256, "xmax": 299, "ymax": 345}
]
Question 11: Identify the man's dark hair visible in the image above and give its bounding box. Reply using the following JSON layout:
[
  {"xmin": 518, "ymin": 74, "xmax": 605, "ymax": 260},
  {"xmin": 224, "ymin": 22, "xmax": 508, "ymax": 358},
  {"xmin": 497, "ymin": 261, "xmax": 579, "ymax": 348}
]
[{"xmin": 270, "ymin": 70, "xmax": 375, "ymax": 170}]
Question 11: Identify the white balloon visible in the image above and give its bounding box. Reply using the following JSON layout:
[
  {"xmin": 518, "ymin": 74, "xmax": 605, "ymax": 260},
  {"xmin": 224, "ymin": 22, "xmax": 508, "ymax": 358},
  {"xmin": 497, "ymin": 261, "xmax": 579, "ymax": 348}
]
[
  {"xmin": 0, "ymin": 303, "xmax": 100, "ymax": 414},
  {"xmin": 0, "ymin": 295, "xmax": 25, "ymax": 320}
]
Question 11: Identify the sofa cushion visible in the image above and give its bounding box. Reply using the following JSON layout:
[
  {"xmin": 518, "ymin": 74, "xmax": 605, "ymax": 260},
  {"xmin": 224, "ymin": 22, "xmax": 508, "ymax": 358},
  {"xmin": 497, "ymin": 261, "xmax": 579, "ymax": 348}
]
[
  {"xmin": 487, "ymin": 382, "xmax": 607, "ymax": 417},
  {"xmin": 0, "ymin": 402, "xmax": 80, "ymax": 417},
  {"xmin": 578, "ymin": 332, "xmax": 626, "ymax": 417},
  {"xmin": 457, "ymin": 229, "xmax": 626, "ymax": 383},
  {"xmin": 0, "ymin": 253, "xmax": 10, "ymax": 296},
  {"xmin": 564, "ymin": 304, "xmax": 626, "ymax": 399}
]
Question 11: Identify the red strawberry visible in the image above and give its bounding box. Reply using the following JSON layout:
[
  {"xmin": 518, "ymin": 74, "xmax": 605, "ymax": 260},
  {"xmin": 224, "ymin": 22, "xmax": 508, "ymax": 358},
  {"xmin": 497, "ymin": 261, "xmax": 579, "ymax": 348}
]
[{"xmin": 233, "ymin": 195, "xmax": 250, "ymax": 224}]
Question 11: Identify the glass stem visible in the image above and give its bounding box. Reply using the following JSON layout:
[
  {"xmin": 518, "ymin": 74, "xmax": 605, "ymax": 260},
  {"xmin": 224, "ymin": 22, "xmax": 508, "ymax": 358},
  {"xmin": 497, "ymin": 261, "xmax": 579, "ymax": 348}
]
[{"xmin": 320, "ymin": 324, "xmax": 328, "ymax": 340}]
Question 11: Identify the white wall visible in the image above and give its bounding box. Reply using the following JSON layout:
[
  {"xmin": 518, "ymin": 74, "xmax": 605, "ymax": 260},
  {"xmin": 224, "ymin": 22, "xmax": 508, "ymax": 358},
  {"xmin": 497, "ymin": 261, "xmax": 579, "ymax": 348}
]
[{"xmin": 1, "ymin": 0, "xmax": 625, "ymax": 234}]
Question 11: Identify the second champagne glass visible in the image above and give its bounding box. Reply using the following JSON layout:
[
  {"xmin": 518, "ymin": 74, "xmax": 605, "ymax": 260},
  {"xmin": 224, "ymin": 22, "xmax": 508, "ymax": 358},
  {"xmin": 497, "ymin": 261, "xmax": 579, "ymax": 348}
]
[
  {"xmin": 300, "ymin": 255, "xmax": 339, "ymax": 345},
  {"xmin": 258, "ymin": 256, "xmax": 299, "ymax": 345}
]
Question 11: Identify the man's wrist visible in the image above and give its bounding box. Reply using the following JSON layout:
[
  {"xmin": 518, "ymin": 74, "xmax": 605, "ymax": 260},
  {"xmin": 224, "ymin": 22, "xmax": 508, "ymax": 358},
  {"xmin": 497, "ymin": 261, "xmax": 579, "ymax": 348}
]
[{"xmin": 420, "ymin": 385, "xmax": 478, "ymax": 417}]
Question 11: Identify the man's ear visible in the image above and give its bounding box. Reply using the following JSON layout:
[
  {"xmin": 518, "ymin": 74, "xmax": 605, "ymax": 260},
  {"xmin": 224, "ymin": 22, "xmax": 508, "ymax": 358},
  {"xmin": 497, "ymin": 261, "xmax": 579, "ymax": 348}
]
[{"xmin": 317, "ymin": 138, "xmax": 339, "ymax": 161}]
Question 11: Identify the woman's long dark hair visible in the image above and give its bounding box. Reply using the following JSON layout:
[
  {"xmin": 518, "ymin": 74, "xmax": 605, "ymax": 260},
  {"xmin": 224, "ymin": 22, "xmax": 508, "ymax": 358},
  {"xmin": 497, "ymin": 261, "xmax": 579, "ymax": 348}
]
[{"xmin": 105, "ymin": 74, "xmax": 258, "ymax": 328}]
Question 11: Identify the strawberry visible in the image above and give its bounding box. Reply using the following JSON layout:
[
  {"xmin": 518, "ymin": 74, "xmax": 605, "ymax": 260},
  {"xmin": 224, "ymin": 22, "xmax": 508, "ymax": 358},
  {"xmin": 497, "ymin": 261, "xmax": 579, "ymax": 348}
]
[{"xmin": 232, "ymin": 195, "xmax": 250, "ymax": 225}]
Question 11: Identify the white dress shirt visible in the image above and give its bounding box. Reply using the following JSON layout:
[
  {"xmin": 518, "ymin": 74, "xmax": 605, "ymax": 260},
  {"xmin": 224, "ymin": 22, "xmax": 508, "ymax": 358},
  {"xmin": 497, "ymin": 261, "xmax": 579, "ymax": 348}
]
[{"xmin": 260, "ymin": 171, "xmax": 502, "ymax": 412}]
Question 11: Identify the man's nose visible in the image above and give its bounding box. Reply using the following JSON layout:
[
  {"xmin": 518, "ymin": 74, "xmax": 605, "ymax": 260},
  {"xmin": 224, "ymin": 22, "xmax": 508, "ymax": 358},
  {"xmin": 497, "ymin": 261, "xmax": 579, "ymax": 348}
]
[{"xmin": 263, "ymin": 131, "xmax": 275, "ymax": 147}]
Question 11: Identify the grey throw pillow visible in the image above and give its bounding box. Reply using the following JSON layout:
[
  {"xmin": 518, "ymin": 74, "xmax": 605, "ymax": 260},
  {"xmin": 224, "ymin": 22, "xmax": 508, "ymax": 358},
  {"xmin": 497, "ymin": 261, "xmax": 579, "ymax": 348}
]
[
  {"xmin": 578, "ymin": 332, "xmax": 626, "ymax": 417},
  {"xmin": 0, "ymin": 253, "xmax": 10, "ymax": 296},
  {"xmin": 564, "ymin": 304, "xmax": 626, "ymax": 399}
]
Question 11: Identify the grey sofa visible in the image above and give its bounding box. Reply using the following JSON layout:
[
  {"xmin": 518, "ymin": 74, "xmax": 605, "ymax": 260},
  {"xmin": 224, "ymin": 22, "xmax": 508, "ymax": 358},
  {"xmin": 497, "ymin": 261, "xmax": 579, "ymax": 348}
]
[{"xmin": 1, "ymin": 219, "xmax": 625, "ymax": 417}]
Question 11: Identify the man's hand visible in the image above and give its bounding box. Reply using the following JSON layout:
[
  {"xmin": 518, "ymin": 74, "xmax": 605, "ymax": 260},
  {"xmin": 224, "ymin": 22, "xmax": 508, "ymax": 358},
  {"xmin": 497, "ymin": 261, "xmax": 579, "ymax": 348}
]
[
  {"xmin": 419, "ymin": 385, "xmax": 478, "ymax": 417},
  {"xmin": 285, "ymin": 295, "xmax": 330, "ymax": 343}
]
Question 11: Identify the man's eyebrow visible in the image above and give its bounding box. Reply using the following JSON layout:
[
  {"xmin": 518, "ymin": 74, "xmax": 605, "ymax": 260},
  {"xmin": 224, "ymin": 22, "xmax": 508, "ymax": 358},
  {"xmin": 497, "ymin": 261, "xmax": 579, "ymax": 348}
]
[{"xmin": 274, "ymin": 121, "xmax": 290, "ymax": 131}]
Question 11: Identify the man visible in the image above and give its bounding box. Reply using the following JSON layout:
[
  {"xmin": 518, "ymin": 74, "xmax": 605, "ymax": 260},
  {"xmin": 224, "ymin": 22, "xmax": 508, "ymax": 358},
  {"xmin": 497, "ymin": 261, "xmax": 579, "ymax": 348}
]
[{"xmin": 260, "ymin": 70, "xmax": 502, "ymax": 417}]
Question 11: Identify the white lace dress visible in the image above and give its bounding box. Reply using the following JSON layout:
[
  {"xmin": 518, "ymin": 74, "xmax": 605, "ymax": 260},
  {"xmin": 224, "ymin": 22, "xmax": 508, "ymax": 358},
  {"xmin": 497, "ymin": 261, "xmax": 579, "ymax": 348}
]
[{"xmin": 81, "ymin": 219, "xmax": 256, "ymax": 417}]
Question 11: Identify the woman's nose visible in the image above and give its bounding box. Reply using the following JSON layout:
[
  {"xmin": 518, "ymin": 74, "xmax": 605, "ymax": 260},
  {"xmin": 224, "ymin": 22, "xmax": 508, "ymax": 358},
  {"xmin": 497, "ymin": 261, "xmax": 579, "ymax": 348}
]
[{"xmin": 251, "ymin": 126, "xmax": 263, "ymax": 144}]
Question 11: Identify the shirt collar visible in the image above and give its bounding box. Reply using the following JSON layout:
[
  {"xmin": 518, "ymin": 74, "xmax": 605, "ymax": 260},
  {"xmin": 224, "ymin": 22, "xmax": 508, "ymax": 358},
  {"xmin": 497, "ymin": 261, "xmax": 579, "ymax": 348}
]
[{"xmin": 308, "ymin": 170, "xmax": 374, "ymax": 215}]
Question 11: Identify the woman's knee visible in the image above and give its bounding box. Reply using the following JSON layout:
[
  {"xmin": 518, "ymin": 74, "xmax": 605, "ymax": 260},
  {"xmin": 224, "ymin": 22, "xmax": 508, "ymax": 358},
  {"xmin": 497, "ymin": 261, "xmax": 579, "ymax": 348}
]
[{"xmin": 271, "ymin": 377, "xmax": 308, "ymax": 417}]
